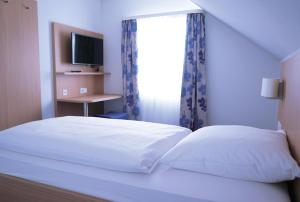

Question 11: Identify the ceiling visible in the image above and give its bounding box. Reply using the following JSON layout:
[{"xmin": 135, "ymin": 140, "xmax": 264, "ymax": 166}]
[{"xmin": 191, "ymin": 0, "xmax": 300, "ymax": 60}]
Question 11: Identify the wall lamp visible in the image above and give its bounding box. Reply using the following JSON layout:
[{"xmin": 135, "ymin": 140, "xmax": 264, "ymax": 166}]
[{"xmin": 261, "ymin": 78, "xmax": 284, "ymax": 99}]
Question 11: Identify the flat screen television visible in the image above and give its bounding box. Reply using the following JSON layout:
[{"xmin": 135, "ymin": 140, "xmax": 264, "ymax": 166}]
[{"xmin": 71, "ymin": 32, "xmax": 103, "ymax": 66}]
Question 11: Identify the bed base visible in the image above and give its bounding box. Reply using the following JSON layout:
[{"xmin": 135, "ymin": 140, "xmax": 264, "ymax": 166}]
[{"xmin": 0, "ymin": 173, "xmax": 109, "ymax": 202}]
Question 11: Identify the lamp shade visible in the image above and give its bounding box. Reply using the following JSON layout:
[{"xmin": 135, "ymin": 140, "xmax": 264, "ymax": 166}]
[{"xmin": 261, "ymin": 78, "xmax": 280, "ymax": 98}]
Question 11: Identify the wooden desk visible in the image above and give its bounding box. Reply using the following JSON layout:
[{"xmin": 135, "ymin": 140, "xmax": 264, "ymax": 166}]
[{"xmin": 57, "ymin": 94, "xmax": 121, "ymax": 116}]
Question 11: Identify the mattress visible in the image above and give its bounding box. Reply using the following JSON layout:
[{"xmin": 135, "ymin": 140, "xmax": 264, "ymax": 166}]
[{"xmin": 0, "ymin": 149, "xmax": 290, "ymax": 202}]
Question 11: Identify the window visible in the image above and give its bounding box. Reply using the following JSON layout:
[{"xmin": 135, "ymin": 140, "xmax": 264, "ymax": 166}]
[{"xmin": 137, "ymin": 14, "xmax": 186, "ymax": 125}]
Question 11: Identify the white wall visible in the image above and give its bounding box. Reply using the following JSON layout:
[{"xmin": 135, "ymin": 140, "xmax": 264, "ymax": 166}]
[
  {"xmin": 38, "ymin": 0, "xmax": 102, "ymax": 118},
  {"xmin": 191, "ymin": 0, "xmax": 300, "ymax": 60},
  {"xmin": 101, "ymin": 0, "xmax": 280, "ymax": 129},
  {"xmin": 206, "ymin": 15, "xmax": 279, "ymax": 129},
  {"xmin": 37, "ymin": 0, "xmax": 280, "ymax": 129}
]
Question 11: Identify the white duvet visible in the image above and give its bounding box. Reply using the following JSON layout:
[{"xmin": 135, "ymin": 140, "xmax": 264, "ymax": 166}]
[{"xmin": 0, "ymin": 116, "xmax": 191, "ymax": 173}]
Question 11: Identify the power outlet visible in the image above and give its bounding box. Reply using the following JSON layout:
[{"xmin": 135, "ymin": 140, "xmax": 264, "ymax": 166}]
[
  {"xmin": 80, "ymin": 88, "xmax": 87, "ymax": 94},
  {"xmin": 62, "ymin": 89, "xmax": 68, "ymax": 96}
]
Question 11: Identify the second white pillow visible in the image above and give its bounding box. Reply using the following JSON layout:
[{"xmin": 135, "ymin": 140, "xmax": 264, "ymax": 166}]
[{"xmin": 161, "ymin": 125, "xmax": 300, "ymax": 183}]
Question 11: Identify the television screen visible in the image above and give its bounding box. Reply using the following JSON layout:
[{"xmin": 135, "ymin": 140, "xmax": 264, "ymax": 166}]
[{"xmin": 71, "ymin": 32, "xmax": 103, "ymax": 66}]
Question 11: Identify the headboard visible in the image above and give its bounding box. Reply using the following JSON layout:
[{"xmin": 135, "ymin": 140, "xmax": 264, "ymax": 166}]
[{"xmin": 279, "ymin": 51, "xmax": 300, "ymax": 202}]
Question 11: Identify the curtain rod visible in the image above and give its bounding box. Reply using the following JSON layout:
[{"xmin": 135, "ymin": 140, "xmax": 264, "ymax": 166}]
[{"xmin": 124, "ymin": 9, "xmax": 204, "ymax": 20}]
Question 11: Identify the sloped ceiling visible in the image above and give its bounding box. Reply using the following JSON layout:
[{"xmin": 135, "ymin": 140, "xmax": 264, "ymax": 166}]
[{"xmin": 191, "ymin": 0, "xmax": 300, "ymax": 60}]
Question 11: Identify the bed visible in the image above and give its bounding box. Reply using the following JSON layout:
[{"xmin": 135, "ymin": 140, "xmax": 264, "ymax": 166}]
[
  {"xmin": 0, "ymin": 120, "xmax": 296, "ymax": 202},
  {"xmin": 0, "ymin": 52, "xmax": 300, "ymax": 202}
]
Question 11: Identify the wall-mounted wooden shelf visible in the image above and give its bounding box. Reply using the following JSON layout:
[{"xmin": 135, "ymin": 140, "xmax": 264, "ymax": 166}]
[{"xmin": 56, "ymin": 72, "xmax": 111, "ymax": 76}]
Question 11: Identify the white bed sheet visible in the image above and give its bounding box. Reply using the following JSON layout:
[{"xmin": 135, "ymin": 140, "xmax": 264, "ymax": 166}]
[{"xmin": 0, "ymin": 149, "xmax": 290, "ymax": 202}]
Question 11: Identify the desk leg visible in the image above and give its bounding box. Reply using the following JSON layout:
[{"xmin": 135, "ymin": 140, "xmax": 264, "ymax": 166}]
[{"xmin": 83, "ymin": 102, "xmax": 89, "ymax": 117}]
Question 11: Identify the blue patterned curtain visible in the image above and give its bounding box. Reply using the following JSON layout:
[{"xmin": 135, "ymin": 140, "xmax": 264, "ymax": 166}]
[
  {"xmin": 180, "ymin": 13, "xmax": 207, "ymax": 131},
  {"xmin": 121, "ymin": 20, "xmax": 140, "ymax": 120}
]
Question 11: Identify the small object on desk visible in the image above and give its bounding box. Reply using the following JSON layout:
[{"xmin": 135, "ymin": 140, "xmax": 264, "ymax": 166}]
[{"xmin": 70, "ymin": 70, "xmax": 82, "ymax": 73}]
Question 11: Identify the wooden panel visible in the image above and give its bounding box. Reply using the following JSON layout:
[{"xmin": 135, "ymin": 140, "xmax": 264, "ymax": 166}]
[
  {"xmin": 0, "ymin": 0, "xmax": 41, "ymax": 130},
  {"xmin": 6, "ymin": 0, "xmax": 24, "ymax": 127},
  {"xmin": 279, "ymin": 52, "xmax": 300, "ymax": 202},
  {"xmin": 0, "ymin": 174, "xmax": 109, "ymax": 202},
  {"xmin": 0, "ymin": 0, "xmax": 9, "ymax": 130},
  {"xmin": 52, "ymin": 22, "xmax": 106, "ymax": 117},
  {"xmin": 56, "ymin": 75, "xmax": 103, "ymax": 99},
  {"xmin": 21, "ymin": 0, "xmax": 42, "ymax": 121},
  {"xmin": 56, "ymin": 102, "xmax": 104, "ymax": 117}
]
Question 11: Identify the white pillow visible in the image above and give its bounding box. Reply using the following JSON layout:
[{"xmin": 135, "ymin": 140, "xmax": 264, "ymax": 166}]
[{"xmin": 161, "ymin": 125, "xmax": 300, "ymax": 183}]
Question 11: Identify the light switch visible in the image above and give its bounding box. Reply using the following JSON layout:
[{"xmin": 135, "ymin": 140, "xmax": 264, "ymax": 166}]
[{"xmin": 80, "ymin": 88, "xmax": 87, "ymax": 94}]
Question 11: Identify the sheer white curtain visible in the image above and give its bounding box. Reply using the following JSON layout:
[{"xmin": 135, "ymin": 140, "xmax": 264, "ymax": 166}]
[{"xmin": 137, "ymin": 14, "xmax": 186, "ymax": 125}]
